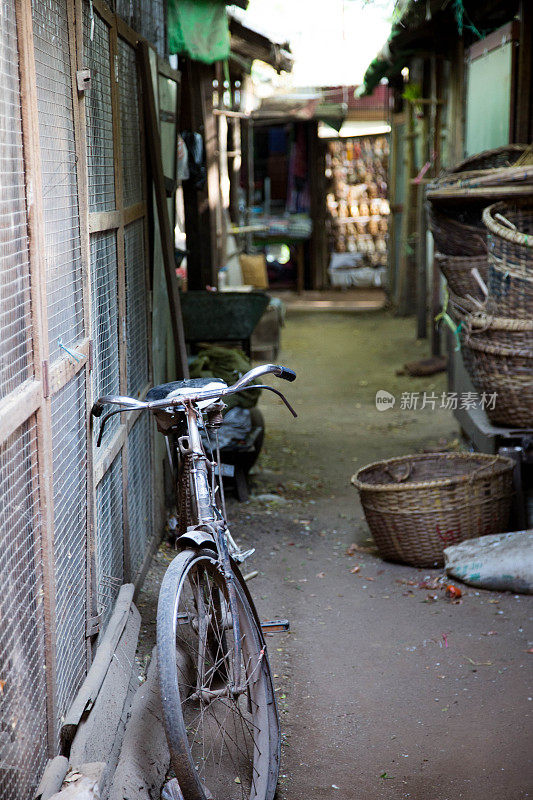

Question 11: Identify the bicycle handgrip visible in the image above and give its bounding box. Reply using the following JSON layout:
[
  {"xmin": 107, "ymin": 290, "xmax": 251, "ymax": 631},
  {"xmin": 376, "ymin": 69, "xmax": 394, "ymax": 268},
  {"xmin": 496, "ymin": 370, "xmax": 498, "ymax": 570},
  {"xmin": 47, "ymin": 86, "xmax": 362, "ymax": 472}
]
[
  {"xmin": 276, "ymin": 367, "xmax": 297, "ymax": 382},
  {"xmin": 91, "ymin": 400, "xmax": 105, "ymax": 418}
]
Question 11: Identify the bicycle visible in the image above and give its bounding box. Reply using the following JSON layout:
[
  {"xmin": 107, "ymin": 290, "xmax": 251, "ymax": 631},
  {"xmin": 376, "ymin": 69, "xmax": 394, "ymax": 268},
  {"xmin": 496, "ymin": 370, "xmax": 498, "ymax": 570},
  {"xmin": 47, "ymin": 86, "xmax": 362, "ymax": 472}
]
[{"xmin": 91, "ymin": 363, "xmax": 297, "ymax": 800}]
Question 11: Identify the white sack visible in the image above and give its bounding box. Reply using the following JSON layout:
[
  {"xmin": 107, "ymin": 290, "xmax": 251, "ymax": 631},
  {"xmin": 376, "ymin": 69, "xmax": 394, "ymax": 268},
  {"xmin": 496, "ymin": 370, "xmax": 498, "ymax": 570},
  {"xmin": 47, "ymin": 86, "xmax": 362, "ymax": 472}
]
[{"xmin": 444, "ymin": 530, "xmax": 533, "ymax": 595}]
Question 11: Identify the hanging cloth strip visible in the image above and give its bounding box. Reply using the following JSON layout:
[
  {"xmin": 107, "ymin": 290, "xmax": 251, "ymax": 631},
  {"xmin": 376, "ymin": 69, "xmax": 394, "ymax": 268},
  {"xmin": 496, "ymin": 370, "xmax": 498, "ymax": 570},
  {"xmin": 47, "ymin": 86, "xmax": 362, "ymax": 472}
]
[{"xmin": 168, "ymin": 0, "xmax": 231, "ymax": 63}]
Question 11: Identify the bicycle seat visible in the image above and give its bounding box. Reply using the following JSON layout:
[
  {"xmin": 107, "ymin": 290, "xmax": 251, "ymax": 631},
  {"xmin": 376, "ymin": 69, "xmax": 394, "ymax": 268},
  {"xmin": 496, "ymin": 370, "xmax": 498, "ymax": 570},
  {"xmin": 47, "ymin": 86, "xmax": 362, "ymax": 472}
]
[{"xmin": 146, "ymin": 378, "xmax": 227, "ymax": 402}]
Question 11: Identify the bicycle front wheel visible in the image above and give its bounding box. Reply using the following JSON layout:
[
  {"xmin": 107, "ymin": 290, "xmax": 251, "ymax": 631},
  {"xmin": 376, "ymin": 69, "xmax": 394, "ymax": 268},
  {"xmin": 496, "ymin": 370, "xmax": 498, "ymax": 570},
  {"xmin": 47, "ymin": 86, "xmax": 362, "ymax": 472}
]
[{"xmin": 157, "ymin": 549, "xmax": 280, "ymax": 800}]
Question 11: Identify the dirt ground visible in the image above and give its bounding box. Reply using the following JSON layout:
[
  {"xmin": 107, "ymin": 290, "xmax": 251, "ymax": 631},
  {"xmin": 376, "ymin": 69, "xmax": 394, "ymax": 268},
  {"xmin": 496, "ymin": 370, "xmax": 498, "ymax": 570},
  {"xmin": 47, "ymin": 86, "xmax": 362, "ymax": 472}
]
[{"xmin": 137, "ymin": 309, "xmax": 532, "ymax": 800}]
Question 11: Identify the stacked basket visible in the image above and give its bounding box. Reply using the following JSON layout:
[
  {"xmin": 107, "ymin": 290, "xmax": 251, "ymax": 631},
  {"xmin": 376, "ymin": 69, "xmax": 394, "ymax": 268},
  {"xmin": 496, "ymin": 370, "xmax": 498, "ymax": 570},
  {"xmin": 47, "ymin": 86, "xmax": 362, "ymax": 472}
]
[
  {"xmin": 461, "ymin": 199, "xmax": 533, "ymax": 428},
  {"xmin": 429, "ymin": 145, "xmax": 531, "ymax": 326}
]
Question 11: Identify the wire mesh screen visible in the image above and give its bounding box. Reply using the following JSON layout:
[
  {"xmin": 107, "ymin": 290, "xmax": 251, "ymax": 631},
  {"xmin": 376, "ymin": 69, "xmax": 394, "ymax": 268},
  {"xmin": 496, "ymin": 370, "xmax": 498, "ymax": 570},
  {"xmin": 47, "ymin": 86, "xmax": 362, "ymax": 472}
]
[
  {"xmin": 118, "ymin": 37, "xmax": 143, "ymax": 208},
  {"xmin": 0, "ymin": 1, "xmax": 33, "ymax": 401},
  {"xmin": 115, "ymin": 0, "xmax": 166, "ymax": 56},
  {"xmin": 83, "ymin": 4, "xmax": 115, "ymax": 213},
  {"xmin": 125, "ymin": 220, "xmax": 148, "ymax": 397},
  {"xmin": 51, "ymin": 373, "xmax": 87, "ymax": 736},
  {"xmin": 0, "ymin": 418, "xmax": 48, "ymax": 800},
  {"xmin": 127, "ymin": 413, "xmax": 152, "ymax": 577},
  {"xmin": 90, "ymin": 230, "xmax": 120, "ymax": 447},
  {"xmin": 32, "ymin": 0, "xmax": 84, "ymax": 362},
  {"xmin": 95, "ymin": 455, "xmax": 124, "ymax": 630}
]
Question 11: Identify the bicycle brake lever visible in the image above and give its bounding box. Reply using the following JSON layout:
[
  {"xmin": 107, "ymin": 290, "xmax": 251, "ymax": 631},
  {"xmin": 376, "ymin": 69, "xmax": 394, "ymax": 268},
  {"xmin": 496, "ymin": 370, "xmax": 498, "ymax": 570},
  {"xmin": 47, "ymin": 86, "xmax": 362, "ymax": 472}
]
[
  {"xmin": 252, "ymin": 385, "xmax": 297, "ymax": 418},
  {"xmin": 95, "ymin": 408, "xmax": 125, "ymax": 447}
]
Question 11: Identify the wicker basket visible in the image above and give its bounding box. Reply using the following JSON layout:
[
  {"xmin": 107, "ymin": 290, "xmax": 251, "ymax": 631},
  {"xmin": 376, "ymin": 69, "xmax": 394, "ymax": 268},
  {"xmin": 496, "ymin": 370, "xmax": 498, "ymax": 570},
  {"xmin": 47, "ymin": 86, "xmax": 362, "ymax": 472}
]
[
  {"xmin": 429, "ymin": 145, "xmax": 532, "ymax": 193},
  {"xmin": 487, "ymin": 261, "xmax": 533, "ymax": 318},
  {"xmin": 429, "ymin": 204, "xmax": 487, "ymax": 256},
  {"xmin": 449, "ymin": 144, "xmax": 529, "ymax": 174},
  {"xmin": 435, "ymin": 252, "xmax": 487, "ymax": 300},
  {"xmin": 462, "ymin": 313, "xmax": 533, "ymax": 428},
  {"xmin": 351, "ymin": 453, "xmax": 513, "ymax": 567}
]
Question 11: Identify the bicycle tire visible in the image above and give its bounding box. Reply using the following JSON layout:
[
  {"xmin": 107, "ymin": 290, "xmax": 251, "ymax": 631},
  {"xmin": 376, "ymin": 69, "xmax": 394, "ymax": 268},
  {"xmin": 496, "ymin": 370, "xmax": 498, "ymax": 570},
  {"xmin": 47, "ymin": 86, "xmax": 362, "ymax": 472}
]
[{"xmin": 157, "ymin": 548, "xmax": 280, "ymax": 800}]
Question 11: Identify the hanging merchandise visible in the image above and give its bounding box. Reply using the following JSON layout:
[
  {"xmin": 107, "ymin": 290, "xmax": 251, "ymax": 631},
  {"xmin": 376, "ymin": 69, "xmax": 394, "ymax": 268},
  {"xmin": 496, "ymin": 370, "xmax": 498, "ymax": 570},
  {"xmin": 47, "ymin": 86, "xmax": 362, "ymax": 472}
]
[
  {"xmin": 182, "ymin": 131, "xmax": 207, "ymax": 191},
  {"xmin": 326, "ymin": 135, "xmax": 390, "ymax": 287},
  {"xmin": 168, "ymin": 0, "xmax": 231, "ymax": 64},
  {"xmin": 177, "ymin": 134, "xmax": 190, "ymax": 182}
]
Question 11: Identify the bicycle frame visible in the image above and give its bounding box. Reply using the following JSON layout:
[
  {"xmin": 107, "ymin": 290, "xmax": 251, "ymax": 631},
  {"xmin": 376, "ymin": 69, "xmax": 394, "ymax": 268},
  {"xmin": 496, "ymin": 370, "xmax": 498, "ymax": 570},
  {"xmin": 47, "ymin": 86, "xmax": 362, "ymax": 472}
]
[
  {"xmin": 91, "ymin": 363, "xmax": 297, "ymax": 697},
  {"xmin": 175, "ymin": 398, "xmax": 247, "ymax": 690}
]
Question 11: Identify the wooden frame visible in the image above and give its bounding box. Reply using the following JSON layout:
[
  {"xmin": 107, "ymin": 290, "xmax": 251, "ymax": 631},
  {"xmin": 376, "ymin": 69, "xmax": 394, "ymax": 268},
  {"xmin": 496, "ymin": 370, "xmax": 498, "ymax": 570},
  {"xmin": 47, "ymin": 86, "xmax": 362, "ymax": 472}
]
[{"xmin": 1, "ymin": 0, "xmax": 181, "ymax": 758}]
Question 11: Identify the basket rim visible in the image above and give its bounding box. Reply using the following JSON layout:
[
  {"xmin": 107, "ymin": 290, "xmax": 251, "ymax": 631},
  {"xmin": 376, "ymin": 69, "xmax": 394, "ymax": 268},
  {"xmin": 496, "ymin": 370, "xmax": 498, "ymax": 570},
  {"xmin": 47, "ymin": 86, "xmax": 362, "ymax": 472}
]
[
  {"xmin": 463, "ymin": 336, "xmax": 533, "ymax": 358},
  {"xmin": 449, "ymin": 144, "xmax": 529, "ymax": 174},
  {"xmin": 351, "ymin": 452, "xmax": 514, "ymax": 493},
  {"xmin": 435, "ymin": 252, "xmax": 487, "ymax": 266},
  {"xmin": 483, "ymin": 200, "xmax": 533, "ymax": 248},
  {"xmin": 466, "ymin": 312, "xmax": 533, "ymax": 331}
]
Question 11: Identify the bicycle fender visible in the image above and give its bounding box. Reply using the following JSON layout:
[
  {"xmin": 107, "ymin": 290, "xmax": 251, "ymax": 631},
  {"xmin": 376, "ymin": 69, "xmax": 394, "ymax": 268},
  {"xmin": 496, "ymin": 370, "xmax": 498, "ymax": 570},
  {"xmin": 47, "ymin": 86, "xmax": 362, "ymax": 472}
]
[{"xmin": 176, "ymin": 526, "xmax": 216, "ymax": 551}]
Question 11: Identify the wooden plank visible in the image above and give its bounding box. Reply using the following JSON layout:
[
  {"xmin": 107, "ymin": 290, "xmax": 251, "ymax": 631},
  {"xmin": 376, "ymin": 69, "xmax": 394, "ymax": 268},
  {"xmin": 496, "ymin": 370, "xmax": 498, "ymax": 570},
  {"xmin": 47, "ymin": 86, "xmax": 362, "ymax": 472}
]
[
  {"xmin": 76, "ymin": 0, "xmax": 101, "ymax": 664},
  {"xmin": 93, "ymin": 423, "xmax": 127, "ymax": 487},
  {"xmin": 139, "ymin": 41, "xmax": 188, "ymax": 378},
  {"xmin": 48, "ymin": 337, "xmax": 90, "ymax": 396},
  {"xmin": 0, "ymin": 380, "xmax": 42, "ymax": 446},
  {"xmin": 89, "ymin": 210, "xmax": 122, "ymax": 232},
  {"xmin": 116, "ymin": 15, "xmax": 139, "ymax": 47},
  {"xmin": 123, "ymin": 201, "xmax": 146, "ymax": 225},
  {"xmin": 92, "ymin": 0, "xmax": 114, "ymax": 26},
  {"xmin": 14, "ymin": 0, "xmax": 58, "ymax": 755},
  {"xmin": 157, "ymin": 57, "xmax": 181, "ymax": 83}
]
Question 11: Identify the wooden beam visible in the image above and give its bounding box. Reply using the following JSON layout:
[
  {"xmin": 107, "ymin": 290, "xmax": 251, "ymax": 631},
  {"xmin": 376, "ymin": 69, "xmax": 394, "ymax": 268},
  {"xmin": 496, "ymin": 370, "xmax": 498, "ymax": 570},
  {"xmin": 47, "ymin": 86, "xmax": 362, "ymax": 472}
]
[
  {"xmin": 48, "ymin": 337, "xmax": 91, "ymax": 396},
  {"xmin": 89, "ymin": 210, "xmax": 122, "ymax": 232},
  {"xmin": 0, "ymin": 380, "xmax": 42, "ymax": 446},
  {"xmin": 139, "ymin": 41, "xmax": 188, "ymax": 378}
]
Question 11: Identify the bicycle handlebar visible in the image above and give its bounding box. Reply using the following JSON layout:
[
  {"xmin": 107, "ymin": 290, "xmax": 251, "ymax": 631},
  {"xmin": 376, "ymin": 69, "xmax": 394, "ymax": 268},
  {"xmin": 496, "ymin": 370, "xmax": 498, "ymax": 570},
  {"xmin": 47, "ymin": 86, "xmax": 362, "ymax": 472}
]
[{"xmin": 90, "ymin": 364, "xmax": 297, "ymax": 445}]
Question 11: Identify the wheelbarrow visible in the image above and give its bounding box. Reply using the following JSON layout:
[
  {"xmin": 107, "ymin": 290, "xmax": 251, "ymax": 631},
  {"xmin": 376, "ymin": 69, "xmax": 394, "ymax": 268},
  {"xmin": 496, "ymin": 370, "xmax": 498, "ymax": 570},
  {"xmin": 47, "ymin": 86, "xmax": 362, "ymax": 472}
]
[{"xmin": 179, "ymin": 291, "xmax": 270, "ymax": 356}]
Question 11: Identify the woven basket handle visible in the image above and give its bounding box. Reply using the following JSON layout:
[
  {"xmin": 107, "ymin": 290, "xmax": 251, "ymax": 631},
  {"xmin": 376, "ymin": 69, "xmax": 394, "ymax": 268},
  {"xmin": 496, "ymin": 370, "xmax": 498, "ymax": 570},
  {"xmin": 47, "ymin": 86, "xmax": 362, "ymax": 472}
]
[
  {"xmin": 384, "ymin": 462, "xmax": 413, "ymax": 484},
  {"xmin": 494, "ymin": 212, "xmax": 517, "ymax": 231},
  {"xmin": 471, "ymin": 267, "xmax": 488, "ymax": 299},
  {"xmin": 467, "ymin": 456, "xmax": 500, "ymax": 481}
]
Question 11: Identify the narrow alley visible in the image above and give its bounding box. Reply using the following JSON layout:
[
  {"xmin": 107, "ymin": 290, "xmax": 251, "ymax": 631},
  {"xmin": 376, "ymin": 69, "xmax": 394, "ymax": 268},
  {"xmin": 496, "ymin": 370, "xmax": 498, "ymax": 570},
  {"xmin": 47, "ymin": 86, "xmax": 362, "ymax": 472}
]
[{"xmin": 139, "ymin": 309, "xmax": 532, "ymax": 800}]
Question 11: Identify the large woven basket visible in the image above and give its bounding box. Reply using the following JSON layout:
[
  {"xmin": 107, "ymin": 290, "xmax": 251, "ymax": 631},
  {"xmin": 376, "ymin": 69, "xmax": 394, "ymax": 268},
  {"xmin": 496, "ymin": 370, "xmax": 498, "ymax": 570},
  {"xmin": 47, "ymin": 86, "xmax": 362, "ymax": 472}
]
[
  {"xmin": 435, "ymin": 252, "xmax": 487, "ymax": 300},
  {"xmin": 351, "ymin": 453, "xmax": 514, "ymax": 568},
  {"xmin": 429, "ymin": 204, "xmax": 487, "ymax": 256},
  {"xmin": 462, "ymin": 313, "xmax": 533, "ymax": 428}
]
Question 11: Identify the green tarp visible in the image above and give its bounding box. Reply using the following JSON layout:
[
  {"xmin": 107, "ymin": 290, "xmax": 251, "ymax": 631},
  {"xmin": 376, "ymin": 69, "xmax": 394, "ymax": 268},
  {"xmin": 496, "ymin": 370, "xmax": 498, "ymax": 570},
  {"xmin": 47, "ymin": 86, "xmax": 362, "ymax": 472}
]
[{"xmin": 168, "ymin": 0, "xmax": 230, "ymax": 63}]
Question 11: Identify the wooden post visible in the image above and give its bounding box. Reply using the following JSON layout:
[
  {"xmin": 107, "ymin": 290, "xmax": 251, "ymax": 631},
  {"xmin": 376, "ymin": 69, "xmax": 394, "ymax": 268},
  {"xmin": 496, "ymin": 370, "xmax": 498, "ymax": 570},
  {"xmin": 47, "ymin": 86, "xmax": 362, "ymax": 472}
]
[
  {"xmin": 308, "ymin": 121, "xmax": 327, "ymax": 290},
  {"xmin": 397, "ymin": 101, "xmax": 415, "ymax": 316},
  {"xmin": 416, "ymin": 180, "xmax": 428, "ymax": 340},
  {"xmin": 139, "ymin": 41, "xmax": 188, "ymax": 378},
  {"xmin": 179, "ymin": 58, "xmax": 215, "ymax": 289}
]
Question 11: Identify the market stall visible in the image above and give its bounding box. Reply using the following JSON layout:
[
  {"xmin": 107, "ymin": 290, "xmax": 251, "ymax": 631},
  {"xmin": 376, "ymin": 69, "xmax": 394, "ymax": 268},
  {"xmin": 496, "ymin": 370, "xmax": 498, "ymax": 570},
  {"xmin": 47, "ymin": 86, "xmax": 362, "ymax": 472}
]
[{"xmin": 325, "ymin": 134, "xmax": 390, "ymax": 288}]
